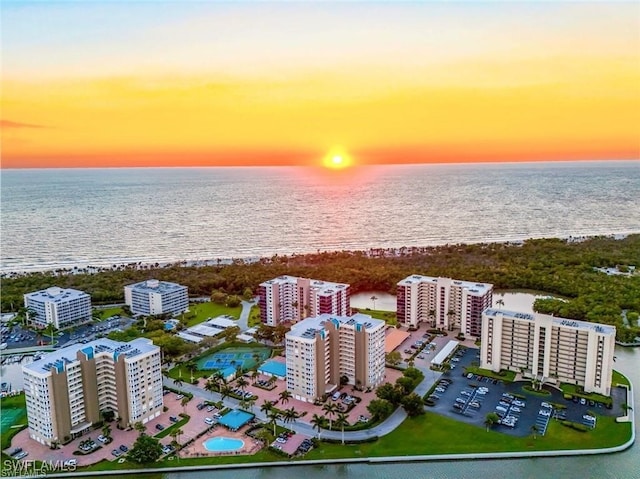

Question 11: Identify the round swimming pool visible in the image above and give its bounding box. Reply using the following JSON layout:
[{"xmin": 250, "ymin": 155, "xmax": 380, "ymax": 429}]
[{"xmin": 203, "ymin": 437, "xmax": 245, "ymax": 452}]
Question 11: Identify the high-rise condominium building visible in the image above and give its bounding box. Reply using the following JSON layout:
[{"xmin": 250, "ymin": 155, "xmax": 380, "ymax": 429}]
[
  {"xmin": 258, "ymin": 276, "xmax": 350, "ymax": 326},
  {"xmin": 22, "ymin": 338, "xmax": 163, "ymax": 446},
  {"xmin": 124, "ymin": 279, "xmax": 189, "ymax": 316},
  {"xmin": 480, "ymin": 309, "xmax": 616, "ymax": 396},
  {"xmin": 285, "ymin": 313, "xmax": 386, "ymax": 402},
  {"xmin": 396, "ymin": 275, "xmax": 493, "ymax": 336},
  {"xmin": 24, "ymin": 287, "xmax": 92, "ymax": 330}
]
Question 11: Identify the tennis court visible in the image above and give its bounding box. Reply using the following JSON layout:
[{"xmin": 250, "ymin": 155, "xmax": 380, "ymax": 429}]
[
  {"xmin": 1, "ymin": 408, "xmax": 25, "ymax": 434},
  {"xmin": 197, "ymin": 347, "xmax": 271, "ymax": 372}
]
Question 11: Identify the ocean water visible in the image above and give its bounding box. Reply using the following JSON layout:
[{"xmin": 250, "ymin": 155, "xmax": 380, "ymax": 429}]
[{"xmin": 1, "ymin": 161, "xmax": 639, "ymax": 273}]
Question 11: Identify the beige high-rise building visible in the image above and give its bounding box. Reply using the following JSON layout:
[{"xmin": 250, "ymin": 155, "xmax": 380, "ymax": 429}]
[
  {"xmin": 22, "ymin": 338, "xmax": 163, "ymax": 446},
  {"xmin": 480, "ymin": 309, "xmax": 616, "ymax": 396},
  {"xmin": 285, "ymin": 313, "xmax": 386, "ymax": 402},
  {"xmin": 396, "ymin": 275, "xmax": 493, "ymax": 336},
  {"xmin": 258, "ymin": 276, "xmax": 350, "ymax": 326}
]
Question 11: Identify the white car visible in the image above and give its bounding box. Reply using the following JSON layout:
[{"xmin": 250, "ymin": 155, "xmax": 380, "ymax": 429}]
[
  {"xmin": 176, "ymin": 394, "xmax": 184, "ymax": 400},
  {"xmin": 511, "ymin": 406, "xmax": 521, "ymax": 413},
  {"xmin": 204, "ymin": 417, "xmax": 215, "ymax": 425},
  {"xmin": 539, "ymin": 409, "xmax": 551, "ymax": 416},
  {"xmin": 64, "ymin": 459, "xmax": 77, "ymax": 467},
  {"xmin": 14, "ymin": 452, "xmax": 28, "ymax": 460},
  {"xmin": 541, "ymin": 402, "xmax": 552, "ymax": 408},
  {"xmin": 97, "ymin": 435, "xmax": 109, "ymax": 443}
]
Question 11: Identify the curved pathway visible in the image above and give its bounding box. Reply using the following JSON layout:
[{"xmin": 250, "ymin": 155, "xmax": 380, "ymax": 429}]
[{"xmin": 163, "ymin": 361, "xmax": 442, "ymax": 441}]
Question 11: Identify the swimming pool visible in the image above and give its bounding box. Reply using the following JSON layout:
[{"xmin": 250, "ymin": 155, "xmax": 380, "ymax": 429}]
[{"xmin": 203, "ymin": 436, "xmax": 245, "ymax": 452}]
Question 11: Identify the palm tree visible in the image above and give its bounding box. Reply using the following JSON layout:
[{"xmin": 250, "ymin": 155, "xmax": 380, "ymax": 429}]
[
  {"xmin": 484, "ymin": 412, "xmax": 500, "ymax": 432},
  {"xmin": 322, "ymin": 402, "xmax": 338, "ymax": 429},
  {"xmin": 370, "ymin": 296, "xmax": 378, "ymax": 310},
  {"xmin": 282, "ymin": 407, "xmax": 302, "ymax": 426},
  {"xmin": 310, "ymin": 414, "xmax": 328, "ymax": 439},
  {"xmin": 496, "ymin": 298, "xmax": 505, "ymax": 309},
  {"xmin": 101, "ymin": 423, "xmax": 112, "ymax": 442},
  {"xmin": 245, "ymin": 396, "xmax": 257, "ymax": 413},
  {"xmin": 236, "ymin": 376, "xmax": 249, "ymax": 394},
  {"xmin": 267, "ymin": 375, "xmax": 277, "ymax": 388},
  {"xmin": 260, "ymin": 399, "xmax": 274, "ymax": 416},
  {"xmin": 134, "ymin": 421, "xmax": 146, "ymax": 435},
  {"xmin": 267, "ymin": 409, "xmax": 281, "ymax": 436},
  {"xmin": 220, "ymin": 385, "xmax": 233, "ymax": 401},
  {"xmin": 174, "ymin": 379, "xmax": 183, "ymax": 388},
  {"xmin": 428, "ymin": 309, "xmax": 436, "ymax": 327},
  {"xmin": 530, "ymin": 424, "xmax": 539, "ymax": 439},
  {"xmin": 181, "ymin": 396, "xmax": 189, "ymax": 413},
  {"xmin": 334, "ymin": 412, "xmax": 349, "ymax": 445},
  {"xmin": 279, "ymin": 390, "xmax": 292, "ymax": 405},
  {"xmin": 250, "ymin": 370, "xmax": 260, "ymax": 384}
]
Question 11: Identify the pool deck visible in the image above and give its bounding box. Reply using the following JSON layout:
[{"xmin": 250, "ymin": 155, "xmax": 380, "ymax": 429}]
[{"xmin": 181, "ymin": 427, "xmax": 263, "ymax": 458}]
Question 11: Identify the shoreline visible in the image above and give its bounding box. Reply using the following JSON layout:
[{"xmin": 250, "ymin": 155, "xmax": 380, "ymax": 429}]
[
  {"xmin": 1, "ymin": 232, "xmax": 635, "ymax": 277},
  {"xmin": 39, "ymin": 434, "xmax": 638, "ymax": 479}
]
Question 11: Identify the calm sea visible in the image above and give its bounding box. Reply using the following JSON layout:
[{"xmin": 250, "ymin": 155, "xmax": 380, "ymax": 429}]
[{"xmin": 1, "ymin": 161, "xmax": 639, "ymax": 273}]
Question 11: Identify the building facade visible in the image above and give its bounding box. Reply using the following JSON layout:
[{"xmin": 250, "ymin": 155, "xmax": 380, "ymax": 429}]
[
  {"xmin": 22, "ymin": 338, "xmax": 163, "ymax": 446},
  {"xmin": 480, "ymin": 309, "xmax": 616, "ymax": 396},
  {"xmin": 24, "ymin": 287, "xmax": 92, "ymax": 330},
  {"xmin": 124, "ymin": 279, "xmax": 188, "ymax": 316},
  {"xmin": 396, "ymin": 275, "xmax": 493, "ymax": 336},
  {"xmin": 258, "ymin": 276, "xmax": 350, "ymax": 326},
  {"xmin": 285, "ymin": 313, "xmax": 386, "ymax": 402}
]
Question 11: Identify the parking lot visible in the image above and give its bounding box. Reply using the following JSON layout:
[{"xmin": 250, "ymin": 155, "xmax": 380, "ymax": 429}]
[{"xmin": 425, "ymin": 346, "xmax": 625, "ymax": 437}]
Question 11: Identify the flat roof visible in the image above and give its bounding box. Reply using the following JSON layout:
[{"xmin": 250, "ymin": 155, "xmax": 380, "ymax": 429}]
[
  {"xmin": 177, "ymin": 332, "xmax": 204, "ymax": 343},
  {"xmin": 484, "ymin": 309, "xmax": 616, "ymax": 335},
  {"xmin": 25, "ymin": 287, "xmax": 89, "ymax": 303},
  {"xmin": 126, "ymin": 279, "xmax": 186, "ymax": 294},
  {"xmin": 287, "ymin": 313, "xmax": 384, "ymax": 340},
  {"xmin": 259, "ymin": 275, "xmax": 349, "ymax": 293},
  {"xmin": 204, "ymin": 316, "xmax": 237, "ymax": 329},
  {"xmin": 431, "ymin": 340, "xmax": 460, "ymax": 366},
  {"xmin": 398, "ymin": 275, "xmax": 492, "ymax": 295},
  {"xmin": 23, "ymin": 338, "xmax": 157, "ymax": 375}
]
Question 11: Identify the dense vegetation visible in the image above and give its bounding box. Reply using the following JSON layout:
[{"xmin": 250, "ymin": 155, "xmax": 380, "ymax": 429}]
[{"xmin": 2, "ymin": 235, "xmax": 639, "ymax": 340}]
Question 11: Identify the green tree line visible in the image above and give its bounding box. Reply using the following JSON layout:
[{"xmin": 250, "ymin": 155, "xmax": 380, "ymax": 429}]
[{"xmin": 2, "ymin": 235, "xmax": 639, "ymax": 339}]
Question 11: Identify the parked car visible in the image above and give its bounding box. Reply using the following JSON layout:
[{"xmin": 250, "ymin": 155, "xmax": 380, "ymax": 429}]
[
  {"xmin": 204, "ymin": 417, "xmax": 215, "ymax": 425},
  {"xmin": 119, "ymin": 445, "xmax": 129, "ymax": 452},
  {"xmin": 111, "ymin": 449, "xmax": 121, "ymax": 457},
  {"xmin": 155, "ymin": 424, "xmax": 165, "ymax": 431},
  {"xmin": 176, "ymin": 394, "xmax": 184, "ymax": 400},
  {"xmin": 13, "ymin": 451, "xmax": 28, "ymax": 460},
  {"xmin": 169, "ymin": 416, "xmax": 179, "ymax": 423},
  {"xmin": 97, "ymin": 435, "xmax": 109, "ymax": 443}
]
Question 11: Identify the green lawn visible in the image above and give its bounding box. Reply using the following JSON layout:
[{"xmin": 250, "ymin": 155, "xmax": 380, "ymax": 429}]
[
  {"xmin": 186, "ymin": 303, "xmax": 242, "ymax": 327},
  {"xmin": 560, "ymin": 383, "xmax": 613, "ymax": 406},
  {"xmin": 78, "ymin": 406, "xmax": 632, "ymax": 472},
  {"xmin": 352, "ymin": 308, "xmax": 397, "ymax": 326},
  {"xmin": 248, "ymin": 305, "xmax": 261, "ymax": 327},
  {"xmin": 94, "ymin": 307, "xmax": 125, "ymax": 320},
  {"xmin": 155, "ymin": 415, "xmax": 190, "ymax": 439},
  {"xmin": 612, "ymin": 370, "xmax": 630, "ymax": 387},
  {"xmin": 305, "ymin": 410, "xmax": 631, "ymax": 460}
]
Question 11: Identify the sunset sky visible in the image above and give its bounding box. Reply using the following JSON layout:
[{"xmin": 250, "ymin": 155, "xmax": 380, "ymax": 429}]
[{"xmin": 1, "ymin": 1, "xmax": 639, "ymax": 168}]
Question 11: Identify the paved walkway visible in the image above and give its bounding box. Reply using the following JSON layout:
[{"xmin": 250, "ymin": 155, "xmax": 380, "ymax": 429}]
[{"xmin": 236, "ymin": 299, "xmax": 256, "ymax": 331}]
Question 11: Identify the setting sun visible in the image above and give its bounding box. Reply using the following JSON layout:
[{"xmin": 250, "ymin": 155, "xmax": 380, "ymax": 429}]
[{"xmin": 322, "ymin": 149, "xmax": 353, "ymax": 170}]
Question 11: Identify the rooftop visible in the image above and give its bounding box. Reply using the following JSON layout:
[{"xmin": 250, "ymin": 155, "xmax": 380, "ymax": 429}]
[
  {"xmin": 260, "ymin": 275, "xmax": 349, "ymax": 293},
  {"xmin": 23, "ymin": 338, "xmax": 158, "ymax": 375},
  {"xmin": 25, "ymin": 287, "xmax": 89, "ymax": 303},
  {"xmin": 125, "ymin": 279, "xmax": 186, "ymax": 293},
  {"xmin": 398, "ymin": 275, "xmax": 492, "ymax": 294},
  {"xmin": 484, "ymin": 308, "xmax": 616, "ymax": 335},
  {"xmin": 287, "ymin": 313, "xmax": 384, "ymax": 340}
]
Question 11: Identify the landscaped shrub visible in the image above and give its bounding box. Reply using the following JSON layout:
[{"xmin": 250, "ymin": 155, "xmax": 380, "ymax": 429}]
[{"xmin": 561, "ymin": 421, "xmax": 590, "ymax": 432}]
